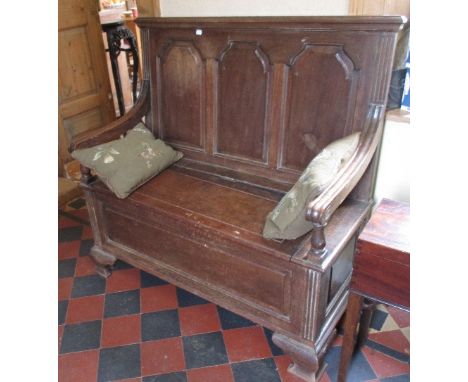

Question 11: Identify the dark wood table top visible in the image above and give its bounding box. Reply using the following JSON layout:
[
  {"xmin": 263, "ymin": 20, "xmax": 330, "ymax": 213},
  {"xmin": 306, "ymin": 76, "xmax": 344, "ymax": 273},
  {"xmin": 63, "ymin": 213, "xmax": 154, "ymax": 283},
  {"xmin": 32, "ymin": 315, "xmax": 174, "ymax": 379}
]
[{"xmin": 360, "ymin": 198, "xmax": 410, "ymax": 257}]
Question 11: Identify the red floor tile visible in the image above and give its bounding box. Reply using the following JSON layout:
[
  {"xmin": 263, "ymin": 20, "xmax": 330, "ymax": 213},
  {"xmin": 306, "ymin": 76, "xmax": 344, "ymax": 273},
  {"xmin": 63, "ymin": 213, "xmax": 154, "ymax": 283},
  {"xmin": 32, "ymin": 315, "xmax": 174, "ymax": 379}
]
[
  {"xmin": 276, "ymin": 355, "xmax": 332, "ymax": 382},
  {"xmin": 362, "ymin": 346, "xmax": 410, "ymax": 379},
  {"xmin": 141, "ymin": 284, "xmax": 178, "ymax": 313},
  {"xmin": 141, "ymin": 337, "xmax": 185, "ymax": 376},
  {"xmin": 274, "ymin": 355, "xmax": 309, "ymax": 382},
  {"xmin": 332, "ymin": 334, "xmax": 343, "ymax": 347},
  {"xmin": 101, "ymin": 314, "xmax": 141, "ymax": 348},
  {"xmin": 75, "ymin": 255, "xmax": 96, "ymax": 277},
  {"xmin": 59, "ymin": 216, "xmax": 81, "ymax": 229},
  {"xmin": 58, "ymin": 241, "xmax": 80, "ymax": 260},
  {"xmin": 70, "ymin": 209, "xmax": 89, "ymax": 221},
  {"xmin": 66, "ymin": 295, "xmax": 104, "ymax": 324},
  {"xmin": 187, "ymin": 364, "xmax": 234, "ymax": 382},
  {"xmin": 368, "ymin": 329, "xmax": 410, "ymax": 355},
  {"xmin": 386, "ymin": 306, "xmax": 410, "ymax": 328},
  {"xmin": 223, "ymin": 326, "xmax": 271, "ymax": 362},
  {"xmin": 81, "ymin": 225, "xmax": 94, "ymax": 240},
  {"xmin": 58, "ymin": 278, "xmax": 73, "ymax": 301},
  {"xmin": 106, "ymin": 268, "xmax": 141, "ymax": 293},
  {"xmin": 58, "ymin": 349, "xmax": 99, "ymax": 382},
  {"xmin": 179, "ymin": 303, "xmax": 221, "ymax": 336}
]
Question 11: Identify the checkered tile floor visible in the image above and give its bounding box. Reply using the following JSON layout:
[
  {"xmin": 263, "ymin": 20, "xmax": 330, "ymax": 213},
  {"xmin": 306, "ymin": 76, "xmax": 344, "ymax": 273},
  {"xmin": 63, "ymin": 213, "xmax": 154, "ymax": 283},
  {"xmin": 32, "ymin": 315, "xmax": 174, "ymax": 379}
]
[{"xmin": 59, "ymin": 198, "xmax": 410, "ymax": 382}]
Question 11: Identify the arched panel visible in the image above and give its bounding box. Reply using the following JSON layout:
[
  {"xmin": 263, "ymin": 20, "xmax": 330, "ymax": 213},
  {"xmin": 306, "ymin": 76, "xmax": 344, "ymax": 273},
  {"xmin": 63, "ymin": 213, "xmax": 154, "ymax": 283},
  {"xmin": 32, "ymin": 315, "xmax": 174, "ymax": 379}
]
[
  {"xmin": 160, "ymin": 41, "xmax": 204, "ymax": 149},
  {"xmin": 280, "ymin": 44, "xmax": 358, "ymax": 172},
  {"xmin": 215, "ymin": 42, "xmax": 271, "ymax": 163}
]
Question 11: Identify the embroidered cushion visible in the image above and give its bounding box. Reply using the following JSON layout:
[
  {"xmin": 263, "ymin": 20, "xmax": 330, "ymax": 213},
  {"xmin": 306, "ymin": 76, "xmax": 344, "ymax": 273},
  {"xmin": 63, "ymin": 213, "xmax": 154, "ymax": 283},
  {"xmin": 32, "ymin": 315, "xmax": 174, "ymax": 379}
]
[
  {"xmin": 263, "ymin": 132, "xmax": 360, "ymax": 240},
  {"xmin": 72, "ymin": 123, "xmax": 183, "ymax": 199}
]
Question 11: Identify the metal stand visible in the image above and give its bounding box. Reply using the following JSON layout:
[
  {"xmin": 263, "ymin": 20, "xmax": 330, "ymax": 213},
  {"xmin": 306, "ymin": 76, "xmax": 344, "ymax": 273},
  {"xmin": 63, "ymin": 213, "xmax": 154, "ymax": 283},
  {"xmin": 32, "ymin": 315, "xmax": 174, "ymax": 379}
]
[{"xmin": 102, "ymin": 21, "xmax": 139, "ymax": 117}]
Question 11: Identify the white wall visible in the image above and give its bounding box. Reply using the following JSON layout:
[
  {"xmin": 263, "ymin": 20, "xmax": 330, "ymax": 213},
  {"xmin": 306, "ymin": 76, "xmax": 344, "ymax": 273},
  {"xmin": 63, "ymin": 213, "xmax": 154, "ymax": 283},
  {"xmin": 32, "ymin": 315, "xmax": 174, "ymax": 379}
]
[
  {"xmin": 160, "ymin": 0, "xmax": 349, "ymax": 17},
  {"xmin": 374, "ymin": 119, "xmax": 410, "ymax": 204}
]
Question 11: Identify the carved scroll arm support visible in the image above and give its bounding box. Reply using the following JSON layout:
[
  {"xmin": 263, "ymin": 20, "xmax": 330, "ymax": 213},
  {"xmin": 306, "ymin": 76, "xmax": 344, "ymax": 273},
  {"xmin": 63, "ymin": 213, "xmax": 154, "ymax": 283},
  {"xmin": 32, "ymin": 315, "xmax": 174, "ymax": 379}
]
[
  {"xmin": 305, "ymin": 103, "xmax": 385, "ymax": 257},
  {"xmin": 69, "ymin": 80, "xmax": 150, "ymax": 153}
]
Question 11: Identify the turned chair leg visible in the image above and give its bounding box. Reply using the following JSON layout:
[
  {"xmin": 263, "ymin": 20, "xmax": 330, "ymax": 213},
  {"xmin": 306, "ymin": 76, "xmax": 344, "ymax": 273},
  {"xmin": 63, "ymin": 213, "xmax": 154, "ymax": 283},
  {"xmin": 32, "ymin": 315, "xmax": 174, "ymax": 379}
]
[{"xmin": 338, "ymin": 292, "xmax": 364, "ymax": 382}]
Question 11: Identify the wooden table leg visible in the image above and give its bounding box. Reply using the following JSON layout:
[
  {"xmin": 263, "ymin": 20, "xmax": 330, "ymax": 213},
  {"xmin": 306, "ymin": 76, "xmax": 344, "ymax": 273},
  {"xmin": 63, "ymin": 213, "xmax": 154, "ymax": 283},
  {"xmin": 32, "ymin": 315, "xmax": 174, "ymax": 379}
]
[
  {"xmin": 356, "ymin": 299, "xmax": 376, "ymax": 348},
  {"xmin": 338, "ymin": 292, "xmax": 364, "ymax": 382}
]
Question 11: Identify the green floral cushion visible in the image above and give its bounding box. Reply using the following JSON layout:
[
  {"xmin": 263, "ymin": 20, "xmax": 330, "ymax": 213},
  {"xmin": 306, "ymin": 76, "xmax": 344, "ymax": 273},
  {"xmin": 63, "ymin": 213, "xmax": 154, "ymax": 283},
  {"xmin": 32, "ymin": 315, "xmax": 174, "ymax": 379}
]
[
  {"xmin": 72, "ymin": 123, "xmax": 183, "ymax": 199},
  {"xmin": 263, "ymin": 132, "xmax": 360, "ymax": 240}
]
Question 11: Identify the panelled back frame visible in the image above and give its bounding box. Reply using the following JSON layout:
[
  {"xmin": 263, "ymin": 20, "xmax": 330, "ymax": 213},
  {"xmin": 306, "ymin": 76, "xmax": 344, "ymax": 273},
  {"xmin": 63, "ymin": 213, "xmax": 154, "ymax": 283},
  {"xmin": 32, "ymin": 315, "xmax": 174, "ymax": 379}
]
[{"xmin": 71, "ymin": 17, "xmax": 405, "ymax": 381}]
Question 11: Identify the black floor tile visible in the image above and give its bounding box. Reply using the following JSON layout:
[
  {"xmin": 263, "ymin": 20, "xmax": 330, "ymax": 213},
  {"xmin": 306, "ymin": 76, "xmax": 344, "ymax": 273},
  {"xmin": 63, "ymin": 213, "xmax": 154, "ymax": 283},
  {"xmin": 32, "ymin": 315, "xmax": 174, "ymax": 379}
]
[
  {"xmin": 79, "ymin": 239, "xmax": 94, "ymax": 257},
  {"xmin": 370, "ymin": 309, "xmax": 389, "ymax": 331},
  {"xmin": 380, "ymin": 375, "xmax": 410, "ymax": 382},
  {"xmin": 59, "ymin": 226, "xmax": 83, "ymax": 242},
  {"xmin": 60, "ymin": 320, "xmax": 101, "ymax": 354},
  {"xmin": 58, "ymin": 300, "xmax": 68, "ymax": 325},
  {"xmin": 104, "ymin": 289, "xmax": 140, "ymax": 318},
  {"xmin": 98, "ymin": 344, "xmax": 140, "ymax": 382},
  {"xmin": 217, "ymin": 306, "xmax": 255, "ymax": 330},
  {"xmin": 324, "ymin": 346, "xmax": 377, "ymax": 382},
  {"xmin": 263, "ymin": 327, "xmax": 284, "ymax": 356},
  {"xmin": 176, "ymin": 288, "xmax": 209, "ymax": 307},
  {"xmin": 366, "ymin": 339, "xmax": 410, "ymax": 363},
  {"xmin": 231, "ymin": 358, "xmax": 281, "ymax": 382},
  {"xmin": 143, "ymin": 372, "xmax": 187, "ymax": 382},
  {"xmin": 140, "ymin": 270, "xmax": 168, "ymax": 288},
  {"xmin": 68, "ymin": 198, "xmax": 86, "ymax": 209},
  {"xmin": 183, "ymin": 331, "xmax": 228, "ymax": 369},
  {"xmin": 58, "ymin": 258, "xmax": 77, "ymax": 279},
  {"xmin": 113, "ymin": 259, "xmax": 134, "ymax": 271},
  {"xmin": 71, "ymin": 274, "xmax": 106, "ymax": 298},
  {"xmin": 141, "ymin": 309, "xmax": 180, "ymax": 341}
]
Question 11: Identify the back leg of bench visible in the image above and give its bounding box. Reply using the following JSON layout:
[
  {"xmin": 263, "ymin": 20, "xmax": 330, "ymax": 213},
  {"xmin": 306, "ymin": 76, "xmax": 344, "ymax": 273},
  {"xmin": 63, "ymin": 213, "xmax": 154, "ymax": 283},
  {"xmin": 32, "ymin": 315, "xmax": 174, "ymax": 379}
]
[
  {"xmin": 90, "ymin": 246, "xmax": 116, "ymax": 278},
  {"xmin": 272, "ymin": 332, "xmax": 320, "ymax": 382}
]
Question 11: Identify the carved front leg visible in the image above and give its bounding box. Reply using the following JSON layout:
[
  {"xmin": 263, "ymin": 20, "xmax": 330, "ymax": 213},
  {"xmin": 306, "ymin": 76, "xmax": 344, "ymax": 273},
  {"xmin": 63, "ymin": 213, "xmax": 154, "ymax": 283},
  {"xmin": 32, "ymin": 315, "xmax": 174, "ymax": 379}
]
[
  {"xmin": 272, "ymin": 332, "xmax": 321, "ymax": 382},
  {"xmin": 90, "ymin": 246, "xmax": 116, "ymax": 278},
  {"xmin": 83, "ymin": 188, "xmax": 116, "ymax": 278}
]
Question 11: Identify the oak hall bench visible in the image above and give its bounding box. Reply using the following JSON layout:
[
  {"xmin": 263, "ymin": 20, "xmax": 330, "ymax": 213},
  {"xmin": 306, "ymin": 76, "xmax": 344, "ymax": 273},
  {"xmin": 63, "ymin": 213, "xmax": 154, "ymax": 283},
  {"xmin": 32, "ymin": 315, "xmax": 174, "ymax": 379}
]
[{"xmin": 70, "ymin": 16, "xmax": 405, "ymax": 382}]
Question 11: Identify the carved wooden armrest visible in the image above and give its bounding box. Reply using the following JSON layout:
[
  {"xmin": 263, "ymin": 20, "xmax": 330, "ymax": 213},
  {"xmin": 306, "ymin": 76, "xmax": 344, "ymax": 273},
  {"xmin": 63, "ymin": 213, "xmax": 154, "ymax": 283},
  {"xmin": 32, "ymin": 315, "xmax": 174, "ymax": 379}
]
[
  {"xmin": 305, "ymin": 103, "xmax": 385, "ymax": 257},
  {"xmin": 69, "ymin": 80, "xmax": 150, "ymax": 153}
]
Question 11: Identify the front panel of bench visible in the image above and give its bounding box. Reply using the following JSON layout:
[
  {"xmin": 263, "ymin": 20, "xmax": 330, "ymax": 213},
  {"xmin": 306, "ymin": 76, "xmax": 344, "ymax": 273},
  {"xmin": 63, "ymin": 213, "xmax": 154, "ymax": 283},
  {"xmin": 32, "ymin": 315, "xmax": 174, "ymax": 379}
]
[{"xmin": 89, "ymin": 192, "xmax": 312, "ymax": 335}]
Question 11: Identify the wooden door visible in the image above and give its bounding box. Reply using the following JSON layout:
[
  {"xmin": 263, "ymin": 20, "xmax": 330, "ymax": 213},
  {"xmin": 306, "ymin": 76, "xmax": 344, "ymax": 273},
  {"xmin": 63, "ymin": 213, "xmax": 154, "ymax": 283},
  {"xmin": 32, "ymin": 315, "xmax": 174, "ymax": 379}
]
[
  {"xmin": 136, "ymin": 0, "xmax": 161, "ymax": 17},
  {"xmin": 58, "ymin": 0, "xmax": 115, "ymax": 173},
  {"xmin": 348, "ymin": 0, "xmax": 410, "ymax": 18}
]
